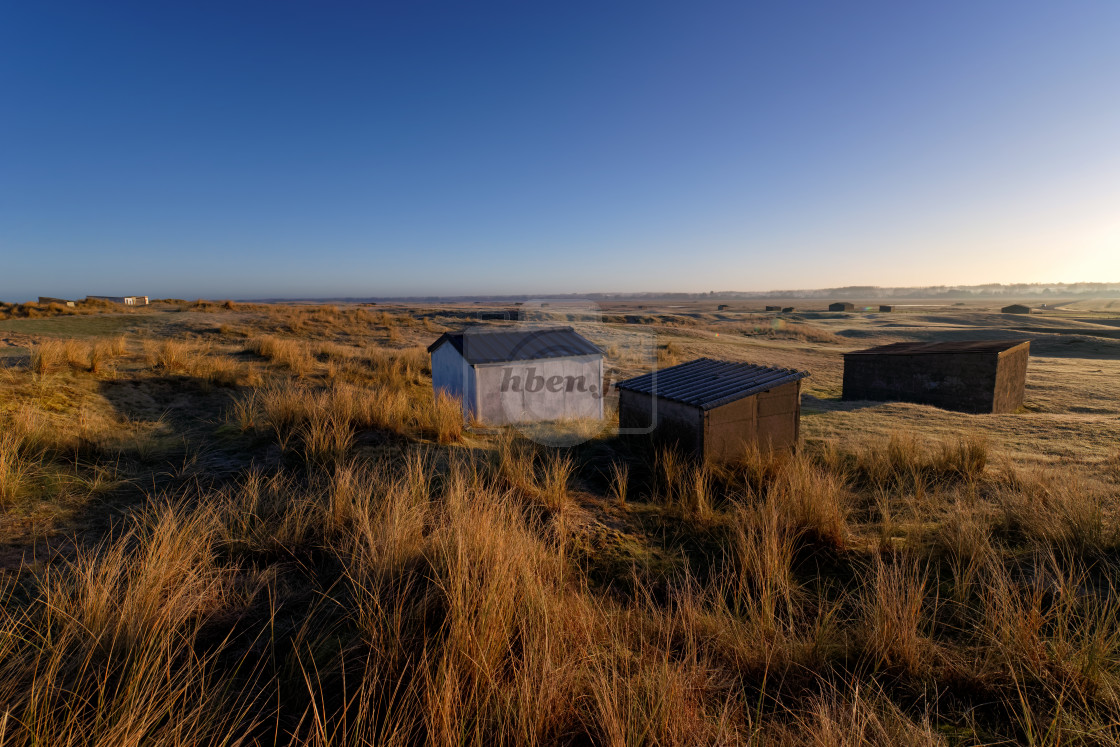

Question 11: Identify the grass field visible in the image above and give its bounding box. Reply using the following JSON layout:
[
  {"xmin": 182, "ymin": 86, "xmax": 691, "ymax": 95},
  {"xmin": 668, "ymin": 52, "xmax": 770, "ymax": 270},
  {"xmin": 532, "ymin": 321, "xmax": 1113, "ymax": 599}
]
[{"xmin": 1, "ymin": 298, "xmax": 1119, "ymax": 745}]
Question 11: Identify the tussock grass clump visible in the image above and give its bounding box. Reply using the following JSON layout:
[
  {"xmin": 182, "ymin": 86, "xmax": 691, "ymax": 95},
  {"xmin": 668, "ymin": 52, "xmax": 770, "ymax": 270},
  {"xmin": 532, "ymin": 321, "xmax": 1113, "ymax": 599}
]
[
  {"xmin": 491, "ymin": 433, "xmax": 575, "ymax": 511},
  {"xmin": 201, "ymin": 354, "xmax": 259, "ymax": 387},
  {"xmin": 299, "ymin": 408, "xmax": 355, "ymax": 465},
  {"xmin": 994, "ymin": 466, "xmax": 1116, "ymax": 555},
  {"xmin": 609, "ymin": 461, "xmax": 629, "ymax": 506},
  {"xmin": 769, "ymin": 456, "xmax": 850, "ymax": 549},
  {"xmin": 62, "ymin": 339, "xmax": 89, "ymax": 370},
  {"xmin": 539, "ymin": 450, "xmax": 574, "ymax": 511},
  {"xmin": 0, "ymin": 505, "xmax": 256, "ymax": 746},
  {"xmin": 27, "ymin": 337, "xmax": 127, "ymax": 376},
  {"xmin": 688, "ymin": 463, "xmax": 712, "ymax": 518},
  {"xmin": 87, "ymin": 341, "xmax": 108, "ymax": 374},
  {"xmin": 861, "ymin": 558, "xmax": 929, "ymax": 675},
  {"xmin": 816, "ymin": 431, "xmax": 989, "ymax": 490},
  {"xmin": 425, "ymin": 390, "xmax": 464, "ymax": 444},
  {"xmin": 655, "ymin": 446, "xmax": 686, "ymax": 504},
  {"xmin": 146, "ymin": 338, "xmax": 193, "ymax": 374},
  {"xmin": 725, "ymin": 496, "xmax": 800, "ymax": 635},
  {"xmin": 784, "ymin": 685, "xmax": 945, "ymax": 746},
  {"xmin": 656, "ymin": 341, "xmax": 681, "ymax": 366},
  {"xmin": 0, "ymin": 431, "xmax": 33, "ymax": 506},
  {"xmin": 247, "ymin": 334, "xmax": 314, "ymax": 376},
  {"xmin": 364, "ymin": 345, "xmax": 429, "ymax": 386},
  {"xmin": 30, "ymin": 339, "xmax": 65, "ymax": 375},
  {"xmin": 245, "ymin": 380, "xmax": 460, "ymax": 458}
]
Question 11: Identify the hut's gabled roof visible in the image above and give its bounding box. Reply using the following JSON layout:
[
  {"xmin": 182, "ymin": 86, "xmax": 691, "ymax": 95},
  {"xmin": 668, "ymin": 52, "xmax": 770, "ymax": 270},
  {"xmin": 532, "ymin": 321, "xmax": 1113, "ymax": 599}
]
[
  {"xmin": 844, "ymin": 340, "xmax": 1030, "ymax": 357},
  {"xmin": 427, "ymin": 326, "xmax": 602, "ymax": 365},
  {"xmin": 614, "ymin": 357, "xmax": 809, "ymax": 410}
]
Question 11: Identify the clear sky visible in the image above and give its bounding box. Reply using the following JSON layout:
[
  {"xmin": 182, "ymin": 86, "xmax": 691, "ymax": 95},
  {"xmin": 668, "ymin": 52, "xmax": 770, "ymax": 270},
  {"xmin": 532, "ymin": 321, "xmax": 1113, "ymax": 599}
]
[{"xmin": 2, "ymin": 1, "xmax": 1118, "ymax": 300}]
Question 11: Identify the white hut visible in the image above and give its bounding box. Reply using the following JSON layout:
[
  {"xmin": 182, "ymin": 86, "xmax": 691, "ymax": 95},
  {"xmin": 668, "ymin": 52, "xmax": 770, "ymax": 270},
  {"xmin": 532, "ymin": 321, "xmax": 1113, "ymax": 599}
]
[{"xmin": 428, "ymin": 326, "xmax": 604, "ymax": 424}]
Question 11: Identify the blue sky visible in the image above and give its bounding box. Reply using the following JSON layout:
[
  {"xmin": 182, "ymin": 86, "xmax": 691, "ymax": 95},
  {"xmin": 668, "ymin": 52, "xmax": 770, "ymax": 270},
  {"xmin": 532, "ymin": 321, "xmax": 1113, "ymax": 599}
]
[{"xmin": 2, "ymin": 1, "xmax": 1118, "ymax": 300}]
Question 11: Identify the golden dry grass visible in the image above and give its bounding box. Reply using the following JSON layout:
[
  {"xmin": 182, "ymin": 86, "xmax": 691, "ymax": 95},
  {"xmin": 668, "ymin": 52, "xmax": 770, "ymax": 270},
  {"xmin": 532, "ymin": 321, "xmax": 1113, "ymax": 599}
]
[{"xmin": 1, "ymin": 300, "xmax": 1119, "ymax": 743}]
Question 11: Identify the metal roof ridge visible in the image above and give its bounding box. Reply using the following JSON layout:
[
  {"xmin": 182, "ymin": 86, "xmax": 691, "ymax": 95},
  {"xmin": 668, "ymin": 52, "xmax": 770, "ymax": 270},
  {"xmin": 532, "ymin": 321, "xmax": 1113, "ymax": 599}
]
[{"xmin": 614, "ymin": 358, "xmax": 810, "ymax": 408}]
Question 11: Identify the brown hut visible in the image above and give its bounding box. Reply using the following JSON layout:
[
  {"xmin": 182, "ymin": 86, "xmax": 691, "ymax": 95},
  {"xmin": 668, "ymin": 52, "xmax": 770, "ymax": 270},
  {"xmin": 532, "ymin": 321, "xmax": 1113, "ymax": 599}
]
[
  {"xmin": 829, "ymin": 302, "xmax": 855, "ymax": 312},
  {"xmin": 842, "ymin": 340, "xmax": 1030, "ymax": 413},
  {"xmin": 616, "ymin": 358, "xmax": 809, "ymax": 462},
  {"xmin": 1002, "ymin": 304, "xmax": 1031, "ymax": 314},
  {"xmin": 765, "ymin": 305, "xmax": 781, "ymax": 311}
]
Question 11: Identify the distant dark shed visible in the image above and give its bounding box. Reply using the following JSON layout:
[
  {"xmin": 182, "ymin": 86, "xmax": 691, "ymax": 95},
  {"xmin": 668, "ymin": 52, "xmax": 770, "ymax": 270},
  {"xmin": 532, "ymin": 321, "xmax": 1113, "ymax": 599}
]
[
  {"xmin": 475, "ymin": 308, "xmax": 525, "ymax": 321},
  {"xmin": 879, "ymin": 305, "xmax": 893, "ymax": 312},
  {"xmin": 782, "ymin": 307, "xmax": 795, "ymax": 313},
  {"xmin": 765, "ymin": 305, "xmax": 781, "ymax": 311},
  {"xmin": 615, "ymin": 358, "xmax": 810, "ymax": 462},
  {"xmin": 829, "ymin": 302, "xmax": 855, "ymax": 312},
  {"xmin": 842, "ymin": 340, "xmax": 1030, "ymax": 413},
  {"xmin": 1002, "ymin": 304, "xmax": 1031, "ymax": 314}
]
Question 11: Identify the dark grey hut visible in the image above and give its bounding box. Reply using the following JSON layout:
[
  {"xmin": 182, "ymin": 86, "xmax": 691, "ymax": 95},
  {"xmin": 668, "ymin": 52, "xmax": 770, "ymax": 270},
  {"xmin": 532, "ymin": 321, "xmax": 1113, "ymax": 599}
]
[
  {"xmin": 1002, "ymin": 304, "xmax": 1031, "ymax": 314},
  {"xmin": 879, "ymin": 305, "xmax": 893, "ymax": 312},
  {"xmin": 842, "ymin": 340, "xmax": 1030, "ymax": 413},
  {"xmin": 765, "ymin": 305, "xmax": 781, "ymax": 311},
  {"xmin": 782, "ymin": 307, "xmax": 796, "ymax": 313},
  {"xmin": 615, "ymin": 358, "xmax": 810, "ymax": 462},
  {"xmin": 475, "ymin": 308, "xmax": 526, "ymax": 321},
  {"xmin": 829, "ymin": 302, "xmax": 855, "ymax": 312}
]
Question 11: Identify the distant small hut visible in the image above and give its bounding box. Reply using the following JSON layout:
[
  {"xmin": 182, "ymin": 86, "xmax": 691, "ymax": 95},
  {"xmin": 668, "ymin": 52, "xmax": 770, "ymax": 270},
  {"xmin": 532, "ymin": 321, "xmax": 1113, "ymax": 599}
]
[
  {"xmin": 842, "ymin": 340, "xmax": 1030, "ymax": 413},
  {"xmin": 765, "ymin": 305, "xmax": 781, "ymax": 312},
  {"xmin": 38, "ymin": 296, "xmax": 75, "ymax": 308},
  {"xmin": 475, "ymin": 308, "xmax": 525, "ymax": 321},
  {"xmin": 86, "ymin": 295, "xmax": 149, "ymax": 306},
  {"xmin": 717, "ymin": 304, "xmax": 729, "ymax": 311},
  {"xmin": 879, "ymin": 305, "xmax": 893, "ymax": 312},
  {"xmin": 782, "ymin": 307, "xmax": 795, "ymax": 313},
  {"xmin": 615, "ymin": 358, "xmax": 810, "ymax": 462},
  {"xmin": 829, "ymin": 302, "xmax": 855, "ymax": 312},
  {"xmin": 1002, "ymin": 304, "xmax": 1031, "ymax": 315}
]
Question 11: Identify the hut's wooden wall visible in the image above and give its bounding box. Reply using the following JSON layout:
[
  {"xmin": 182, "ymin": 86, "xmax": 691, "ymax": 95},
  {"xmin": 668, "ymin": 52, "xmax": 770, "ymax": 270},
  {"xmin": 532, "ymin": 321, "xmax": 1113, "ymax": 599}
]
[
  {"xmin": 702, "ymin": 380, "xmax": 801, "ymax": 461},
  {"xmin": 992, "ymin": 345, "xmax": 1030, "ymax": 413},
  {"xmin": 618, "ymin": 389, "xmax": 704, "ymax": 457},
  {"xmin": 842, "ymin": 345, "xmax": 1029, "ymax": 413},
  {"xmin": 619, "ymin": 382, "xmax": 803, "ymax": 463}
]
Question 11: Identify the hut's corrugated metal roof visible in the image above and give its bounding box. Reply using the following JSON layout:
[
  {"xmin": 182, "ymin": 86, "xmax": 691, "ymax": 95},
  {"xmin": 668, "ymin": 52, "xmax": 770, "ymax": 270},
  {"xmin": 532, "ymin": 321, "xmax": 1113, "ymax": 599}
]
[
  {"xmin": 844, "ymin": 340, "xmax": 1030, "ymax": 357},
  {"xmin": 427, "ymin": 326, "xmax": 602, "ymax": 365},
  {"xmin": 614, "ymin": 358, "xmax": 809, "ymax": 410}
]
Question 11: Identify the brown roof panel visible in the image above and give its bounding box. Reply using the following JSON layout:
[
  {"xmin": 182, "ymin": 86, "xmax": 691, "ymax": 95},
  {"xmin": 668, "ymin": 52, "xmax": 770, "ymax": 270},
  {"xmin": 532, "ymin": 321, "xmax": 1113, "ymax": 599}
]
[{"xmin": 844, "ymin": 340, "xmax": 1030, "ymax": 357}]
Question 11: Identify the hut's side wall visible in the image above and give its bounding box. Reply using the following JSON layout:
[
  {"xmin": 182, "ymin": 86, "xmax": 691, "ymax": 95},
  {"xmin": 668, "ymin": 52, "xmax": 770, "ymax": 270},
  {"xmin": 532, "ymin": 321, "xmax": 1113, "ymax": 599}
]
[
  {"xmin": 430, "ymin": 343, "xmax": 473, "ymax": 417},
  {"xmin": 474, "ymin": 355, "xmax": 602, "ymax": 425},
  {"xmin": 842, "ymin": 352, "xmax": 1002, "ymax": 413},
  {"xmin": 703, "ymin": 381, "xmax": 801, "ymax": 461},
  {"xmin": 618, "ymin": 390, "xmax": 703, "ymax": 458},
  {"xmin": 992, "ymin": 345, "xmax": 1030, "ymax": 413}
]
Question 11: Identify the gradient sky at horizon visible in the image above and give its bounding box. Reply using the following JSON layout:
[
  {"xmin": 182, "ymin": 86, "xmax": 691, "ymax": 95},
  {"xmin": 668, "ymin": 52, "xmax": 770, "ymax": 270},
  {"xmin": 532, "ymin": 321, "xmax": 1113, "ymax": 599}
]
[{"xmin": 2, "ymin": 1, "xmax": 1119, "ymax": 301}]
